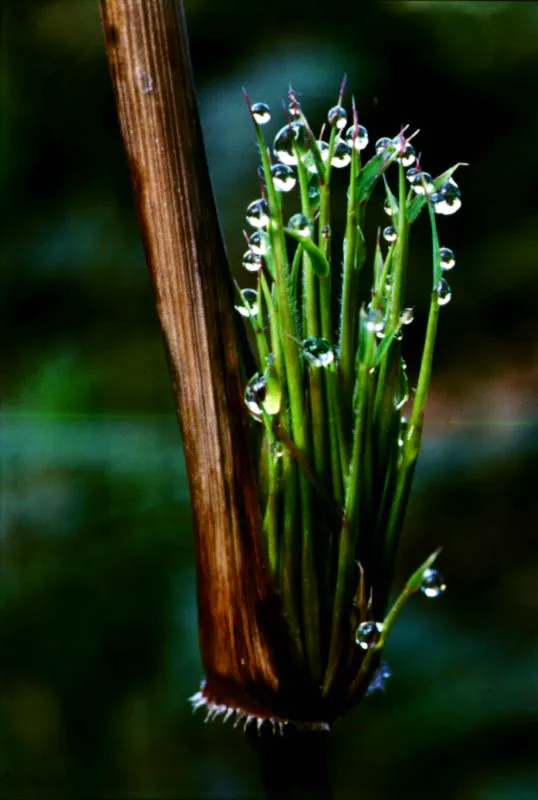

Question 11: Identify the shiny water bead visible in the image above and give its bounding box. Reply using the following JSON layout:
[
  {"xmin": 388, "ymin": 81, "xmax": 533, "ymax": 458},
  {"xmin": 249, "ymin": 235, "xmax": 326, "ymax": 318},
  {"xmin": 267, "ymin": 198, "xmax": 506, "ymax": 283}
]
[
  {"xmin": 375, "ymin": 137, "xmax": 395, "ymax": 155},
  {"xmin": 413, "ymin": 171, "xmax": 434, "ymax": 195},
  {"xmin": 302, "ymin": 337, "xmax": 335, "ymax": 367},
  {"xmin": 395, "ymin": 367, "xmax": 409, "ymax": 410},
  {"xmin": 270, "ymin": 441, "xmax": 284, "ymax": 459},
  {"xmin": 406, "ymin": 167, "xmax": 421, "ymax": 184},
  {"xmin": 288, "ymin": 213, "xmax": 313, "ymax": 237},
  {"xmin": 251, "ymin": 102, "xmax": 271, "ymax": 125},
  {"xmin": 383, "ymin": 226, "xmax": 397, "ymax": 243},
  {"xmin": 249, "ymin": 231, "xmax": 270, "ymax": 256},
  {"xmin": 244, "ymin": 372, "xmax": 281, "ymax": 419},
  {"xmin": 345, "ymin": 124, "xmax": 369, "ymax": 151},
  {"xmin": 383, "ymin": 199, "xmax": 394, "ymax": 217},
  {"xmin": 420, "ymin": 567, "xmax": 447, "ymax": 598},
  {"xmin": 271, "ymin": 163, "xmax": 296, "ymax": 192},
  {"xmin": 355, "ymin": 620, "xmax": 384, "ymax": 650},
  {"xmin": 431, "ymin": 178, "xmax": 462, "ymax": 215},
  {"xmin": 246, "ymin": 198, "xmax": 270, "ymax": 228},
  {"xmin": 331, "ymin": 141, "xmax": 352, "ymax": 168},
  {"xmin": 399, "ymin": 307, "xmax": 414, "ymax": 325},
  {"xmin": 317, "ymin": 140, "xmax": 330, "ymax": 163},
  {"xmin": 244, "ymin": 373, "xmax": 267, "ymax": 418},
  {"xmin": 366, "ymin": 307, "xmax": 384, "ymax": 333},
  {"xmin": 288, "ymin": 100, "xmax": 301, "ymax": 119},
  {"xmin": 393, "ymin": 136, "xmax": 416, "ymax": 167},
  {"xmin": 322, "ymin": 225, "xmax": 331, "ymax": 239},
  {"xmin": 273, "ymin": 121, "xmax": 308, "ymax": 166},
  {"xmin": 398, "ymin": 415, "xmax": 408, "ymax": 447},
  {"xmin": 242, "ymin": 250, "xmax": 263, "ymax": 272},
  {"xmin": 439, "ymin": 247, "xmax": 456, "ymax": 270},
  {"xmin": 435, "ymin": 277, "xmax": 452, "ymax": 306},
  {"xmin": 327, "ymin": 104, "xmax": 347, "ymax": 130},
  {"xmin": 308, "ymin": 183, "xmax": 321, "ymax": 206},
  {"xmin": 234, "ymin": 288, "xmax": 259, "ymax": 318}
]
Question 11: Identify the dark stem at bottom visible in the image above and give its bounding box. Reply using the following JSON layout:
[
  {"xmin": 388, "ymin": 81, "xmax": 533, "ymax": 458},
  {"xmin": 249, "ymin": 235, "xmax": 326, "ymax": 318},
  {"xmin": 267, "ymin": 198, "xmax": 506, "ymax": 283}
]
[{"xmin": 248, "ymin": 727, "xmax": 333, "ymax": 800}]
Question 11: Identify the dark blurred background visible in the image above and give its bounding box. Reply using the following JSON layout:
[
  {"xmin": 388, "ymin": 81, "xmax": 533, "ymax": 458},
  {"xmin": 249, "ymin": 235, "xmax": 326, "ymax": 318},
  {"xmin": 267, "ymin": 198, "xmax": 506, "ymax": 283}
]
[{"xmin": 1, "ymin": 0, "xmax": 538, "ymax": 797}]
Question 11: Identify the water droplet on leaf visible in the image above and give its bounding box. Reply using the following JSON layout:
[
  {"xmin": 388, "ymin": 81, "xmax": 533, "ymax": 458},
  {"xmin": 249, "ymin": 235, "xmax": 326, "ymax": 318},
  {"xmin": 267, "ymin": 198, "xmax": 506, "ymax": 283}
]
[
  {"xmin": 322, "ymin": 225, "xmax": 331, "ymax": 239},
  {"xmin": 431, "ymin": 178, "xmax": 462, "ymax": 215},
  {"xmin": 249, "ymin": 231, "xmax": 270, "ymax": 256},
  {"xmin": 435, "ymin": 277, "xmax": 452, "ymax": 306},
  {"xmin": 235, "ymin": 288, "xmax": 259, "ymax": 317},
  {"xmin": 393, "ymin": 136, "xmax": 416, "ymax": 167},
  {"xmin": 383, "ymin": 199, "xmax": 394, "ymax": 217},
  {"xmin": 331, "ymin": 141, "xmax": 352, "ymax": 168},
  {"xmin": 271, "ymin": 441, "xmax": 284, "ymax": 459},
  {"xmin": 355, "ymin": 620, "xmax": 384, "ymax": 650},
  {"xmin": 251, "ymin": 102, "xmax": 271, "ymax": 125},
  {"xmin": 271, "ymin": 163, "xmax": 296, "ymax": 192},
  {"xmin": 366, "ymin": 307, "xmax": 384, "ymax": 333},
  {"xmin": 399, "ymin": 307, "xmax": 414, "ymax": 325},
  {"xmin": 242, "ymin": 250, "xmax": 263, "ymax": 272},
  {"xmin": 302, "ymin": 337, "xmax": 335, "ymax": 367},
  {"xmin": 375, "ymin": 137, "xmax": 395, "ymax": 155},
  {"xmin": 245, "ymin": 372, "xmax": 281, "ymax": 418},
  {"xmin": 420, "ymin": 567, "xmax": 447, "ymax": 598},
  {"xmin": 327, "ymin": 105, "xmax": 347, "ymax": 130},
  {"xmin": 439, "ymin": 247, "xmax": 455, "ymax": 270},
  {"xmin": 288, "ymin": 213, "xmax": 313, "ymax": 237},
  {"xmin": 345, "ymin": 124, "xmax": 369, "ymax": 151},
  {"xmin": 383, "ymin": 226, "xmax": 397, "ymax": 243},
  {"xmin": 246, "ymin": 198, "xmax": 270, "ymax": 228},
  {"xmin": 273, "ymin": 121, "xmax": 308, "ymax": 166}
]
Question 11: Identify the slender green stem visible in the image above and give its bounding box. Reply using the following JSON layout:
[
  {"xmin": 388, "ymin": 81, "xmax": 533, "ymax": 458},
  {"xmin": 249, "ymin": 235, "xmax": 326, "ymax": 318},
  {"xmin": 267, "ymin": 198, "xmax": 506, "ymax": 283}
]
[{"xmin": 338, "ymin": 144, "xmax": 360, "ymax": 404}]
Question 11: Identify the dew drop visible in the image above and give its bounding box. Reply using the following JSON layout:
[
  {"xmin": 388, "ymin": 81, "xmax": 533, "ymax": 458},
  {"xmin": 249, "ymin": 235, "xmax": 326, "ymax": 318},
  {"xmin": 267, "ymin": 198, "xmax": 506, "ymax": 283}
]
[
  {"xmin": 244, "ymin": 372, "xmax": 281, "ymax": 419},
  {"xmin": 414, "ymin": 172, "xmax": 434, "ymax": 195},
  {"xmin": 244, "ymin": 373, "xmax": 267, "ymax": 418},
  {"xmin": 273, "ymin": 121, "xmax": 308, "ymax": 166},
  {"xmin": 271, "ymin": 441, "xmax": 284, "ymax": 460},
  {"xmin": 393, "ymin": 136, "xmax": 416, "ymax": 167},
  {"xmin": 383, "ymin": 226, "xmax": 397, "ymax": 243},
  {"xmin": 435, "ymin": 277, "xmax": 452, "ymax": 306},
  {"xmin": 251, "ymin": 102, "xmax": 271, "ymax": 125},
  {"xmin": 375, "ymin": 137, "xmax": 395, "ymax": 155},
  {"xmin": 355, "ymin": 620, "xmax": 384, "ymax": 650},
  {"xmin": 288, "ymin": 213, "xmax": 313, "ymax": 237},
  {"xmin": 288, "ymin": 100, "xmax": 301, "ymax": 119},
  {"xmin": 420, "ymin": 567, "xmax": 447, "ymax": 598},
  {"xmin": 271, "ymin": 163, "xmax": 296, "ymax": 192},
  {"xmin": 331, "ymin": 141, "xmax": 352, "ymax": 168},
  {"xmin": 246, "ymin": 198, "xmax": 270, "ymax": 228},
  {"xmin": 439, "ymin": 247, "xmax": 455, "ymax": 271},
  {"xmin": 317, "ymin": 140, "xmax": 330, "ymax": 163},
  {"xmin": 242, "ymin": 250, "xmax": 263, "ymax": 273},
  {"xmin": 383, "ymin": 199, "xmax": 394, "ymax": 217},
  {"xmin": 234, "ymin": 288, "xmax": 259, "ymax": 317},
  {"xmin": 395, "ymin": 367, "xmax": 409, "ymax": 410},
  {"xmin": 302, "ymin": 337, "xmax": 335, "ymax": 367},
  {"xmin": 322, "ymin": 225, "xmax": 331, "ymax": 239},
  {"xmin": 366, "ymin": 307, "xmax": 385, "ymax": 333},
  {"xmin": 249, "ymin": 230, "xmax": 270, "ymax": 256},
  {"xmin": 345, "ymin": 124, "xmax": 369, "ymax": 151},
  {"xmin": 327, "ymin": 105, "xmax": 347, "ymax": 130},
  {"xmin": 399, "ymin": 307, "xmax": 414, "ymax": 326},
  {"xmin": 431, "ymin": 178, "xmax": 462, "ymax": 216},
  {"xmin": 398, "ymin": 415, "xmax": 408, "ymax": 447}
]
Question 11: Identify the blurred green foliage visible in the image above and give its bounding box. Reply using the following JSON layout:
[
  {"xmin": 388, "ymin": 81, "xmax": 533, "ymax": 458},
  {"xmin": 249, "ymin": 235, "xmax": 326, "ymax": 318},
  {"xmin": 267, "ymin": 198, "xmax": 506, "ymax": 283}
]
[{"xmin": 1, "ymin": 0, "xmax": 538, "ymax": 796}]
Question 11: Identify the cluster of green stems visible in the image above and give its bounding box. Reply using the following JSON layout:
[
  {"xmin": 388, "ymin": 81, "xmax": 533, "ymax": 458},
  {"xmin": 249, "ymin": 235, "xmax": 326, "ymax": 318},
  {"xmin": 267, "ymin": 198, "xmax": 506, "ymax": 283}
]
[{"xmin": 238, "ymin": 87, "xmax": 460, "ymax": 695}]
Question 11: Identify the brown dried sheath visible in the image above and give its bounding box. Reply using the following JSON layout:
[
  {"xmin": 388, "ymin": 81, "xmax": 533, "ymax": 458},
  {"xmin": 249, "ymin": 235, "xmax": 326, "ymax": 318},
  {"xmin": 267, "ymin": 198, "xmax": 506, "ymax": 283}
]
[{"xmin": 97, "ymin": 0, "xmax": 315, "ymax": 719}]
